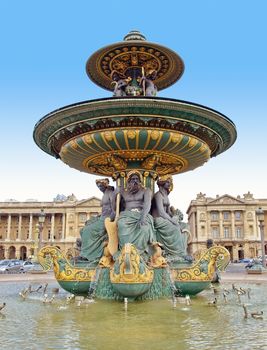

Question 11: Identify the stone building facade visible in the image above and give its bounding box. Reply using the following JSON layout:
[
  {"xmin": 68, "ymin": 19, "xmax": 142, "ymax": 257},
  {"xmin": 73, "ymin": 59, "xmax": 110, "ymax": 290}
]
[
  {"xmin": 187, "ymin": 192, "xmax": 267, "ymax": 262},
  {"xmin": 0, "ymin": 195, "xmax": 101, "ymax": 260}
]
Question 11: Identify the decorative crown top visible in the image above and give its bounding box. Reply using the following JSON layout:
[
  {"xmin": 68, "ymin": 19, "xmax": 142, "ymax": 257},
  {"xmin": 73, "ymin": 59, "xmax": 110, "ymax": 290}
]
[{"xmin": 123, "ymin": 30, "xmax": 147, "ymax": 41}]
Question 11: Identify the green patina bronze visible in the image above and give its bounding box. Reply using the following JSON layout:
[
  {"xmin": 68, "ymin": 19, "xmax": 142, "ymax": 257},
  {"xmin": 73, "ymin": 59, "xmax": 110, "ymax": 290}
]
[{"xmin": 79, "ymin": 216, "xmax": 107, "ymax": 263}]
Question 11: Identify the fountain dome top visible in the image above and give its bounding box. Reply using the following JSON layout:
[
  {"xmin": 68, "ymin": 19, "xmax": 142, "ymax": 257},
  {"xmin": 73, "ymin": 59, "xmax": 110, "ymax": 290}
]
[
  {"xmin": 33, "ymin": 31, "xmax": 237, "ymax": 181},
  {"xmin": 86, "ymin": 30, "xmax": 185, "ymax": 92}
]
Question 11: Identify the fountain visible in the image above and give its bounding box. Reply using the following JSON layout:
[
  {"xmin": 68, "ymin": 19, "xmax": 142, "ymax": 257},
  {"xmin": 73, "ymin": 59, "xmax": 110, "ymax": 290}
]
[{"xmin": 33, "ymin": 31, "xmax": 236, "ymax": 300}]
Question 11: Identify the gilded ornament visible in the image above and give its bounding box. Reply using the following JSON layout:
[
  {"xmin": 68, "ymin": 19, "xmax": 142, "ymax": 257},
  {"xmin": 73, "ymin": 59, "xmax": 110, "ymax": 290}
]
[
  {"xmin": 110, "ymin": 244, "xmax": 154, "ymax": 284},
  {"xmin": 83, "ymin": 134, "xmax": 93, "ymax": 144},
  {"xmin": 70, "ymin": 140, "xmax": 78, "ymax": 149},
  {"xmin": 127, "ymin": 130, "xmax": 136, "ymax": 139},
  {"xmin": 104, "ymin": 131, "xmax": 113, "ymax": 141},
  {"xmin": 61, "ymin": 146, "xmax": 67, "ymax": 154},
  {"xmin": 151, "ymin": 130, "xmax": 160, "ymax": 140},
  {"xmin": 188, "ymin": 138, "xmax": 197, "ymax": 148},
  {"xmin": 141, "ymin": 155, "xmax": 161, "ymax": 170},
  {"xmin": 38, "ymin": 246, "xmax": 96, "ymax": 282},
  {"xmin": 150, "ymin": 243, "xmax": 168, "ymax": 268},
  {"xmin": 171, "ymin": 133, "xmax": 182, "ymax": 143},
  {"xmin": 107, "ymin": 155, "xmax": 127, "ymax": 170},
  {"xmin": 199, "ymin": 144, "xmax": 207, "ymax": 153},
  {"xmin": 171, "ymin": 246, "xmax": 230, "ymax": 282}
]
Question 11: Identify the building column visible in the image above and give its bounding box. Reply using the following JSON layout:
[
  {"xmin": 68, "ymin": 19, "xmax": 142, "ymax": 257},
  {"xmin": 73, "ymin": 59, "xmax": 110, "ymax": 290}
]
[
  {"xmin": 16, "ymin": 249, "xmax": 20, "ymax": 259},
  {"xmin": 6, "ymin": 215, "xmax": 11, "ymax": 241},
  {"xmin": 231, "ymin": 211, "xmax": 235, "ymax": 239},
  {"xmin": 207, "ymin": 211, "xmax": 211, "ymax": 240},
  {"xmin": 252, "ymin": 211, "xmax": 258, "ymax": 239},
  {"xmin": 18, "ymin": 214, "xmax": 22, "ymax": 241},
  {"xmin": 61, "ymin": 213, "xmax": 66, "ymax": 240},
  {"xmin": 3, "ymin": 246, "xmax": 7, "ymax": 259},
  {"xmin": 219, "ymin": 211, "xmax": 223, "ymax": 238},
  {"xmin": 75, "ymin": 213, "xmax": 79, "ymax": 237},
  {"xmin": 191, "ymin": 211, "xmax": 196, "ymax": 239},
  {"xmin": 51, "ymin": 214, "xmax": 55, "ymax": 243},
  {"xmin": 242, "ymin": 210, "xmax": 246, "ymax": 240},
  {"xmin": 29, "ymin": 214, "xmax": 33, "ymax": 240}
]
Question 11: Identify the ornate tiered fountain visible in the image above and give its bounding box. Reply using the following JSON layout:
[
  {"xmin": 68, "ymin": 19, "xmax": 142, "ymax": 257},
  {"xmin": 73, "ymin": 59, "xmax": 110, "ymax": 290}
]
[{"xmin": 33, "ymin": 31, "xmax": 236, "ymax": 300}]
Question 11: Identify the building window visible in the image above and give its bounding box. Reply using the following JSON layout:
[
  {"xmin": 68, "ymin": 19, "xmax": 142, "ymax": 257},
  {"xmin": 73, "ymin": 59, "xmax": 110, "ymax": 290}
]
[
  {"xmin": 223, "ymin": 212, "xmax": 230, "ymax": 220},
  {"xmin": 211, "ymin": 212, "xmax": 219, "ymax": 221},
  {"xmin": 236, "ymin": 227, "xmax": 242, "ymax": 238},
  {"xmin": 212, "ymin": 227, "xmax": 219, "ymax": 238},
  {"xmin": 48, "ymin": 229, "xmax": 51, "ymax": 240},
  {"xmin": 224, "ymin": 227, "xmax": 230, "ymax": 238},
  {"xmin": 79, "ymin": 213, "xmax": 87, "ymax": 222},
  {"xmin": 235, "ymin": 211, "xmax": 241, "ymax": 220}
]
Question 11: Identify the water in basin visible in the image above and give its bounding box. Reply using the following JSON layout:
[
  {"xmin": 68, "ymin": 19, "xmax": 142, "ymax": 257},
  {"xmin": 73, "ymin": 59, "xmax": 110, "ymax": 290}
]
[{"xmin": 1, "ymin": 281, "xmax": 267, "ymax": 350}]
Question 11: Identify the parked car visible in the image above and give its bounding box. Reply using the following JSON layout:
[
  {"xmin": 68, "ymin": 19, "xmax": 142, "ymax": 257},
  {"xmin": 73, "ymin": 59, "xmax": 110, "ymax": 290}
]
[
  {"xmin": 0, "ymin": 260, "xmax": 23, "ymax": 272},
  {"xmin": 238, "ymin": 258, "xmax": 253, "ymax": 263},
  {"xmin": 20, "ymin": 261, "xmax": 40, "ymax": 272},
  {"xmin": 0, "ymin": 259, "xmax": 9, "ymax": 266}
]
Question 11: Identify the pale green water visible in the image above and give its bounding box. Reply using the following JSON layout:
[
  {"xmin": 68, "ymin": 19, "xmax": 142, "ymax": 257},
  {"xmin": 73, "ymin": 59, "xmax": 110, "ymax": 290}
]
[{"xmin": 0, "ymin": 281, "xmax": 267, "ymax": 350}]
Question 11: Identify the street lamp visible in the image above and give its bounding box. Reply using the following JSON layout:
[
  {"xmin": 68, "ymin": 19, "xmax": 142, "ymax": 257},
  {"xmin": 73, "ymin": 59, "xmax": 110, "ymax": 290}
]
[
  {"xmin": 256, "ymin": 207, "xmax": 266, "ymax": 268},
  {"xmin": 38, "ymin": 209, "xmax": 46, "ymax": 252}
]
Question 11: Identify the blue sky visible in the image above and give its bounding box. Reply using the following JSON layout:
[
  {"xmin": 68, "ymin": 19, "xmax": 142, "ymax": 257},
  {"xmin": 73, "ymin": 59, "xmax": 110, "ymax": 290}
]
[{"xmin": 0, "ymin": 1, "xmax": 266, "ymax": 214}]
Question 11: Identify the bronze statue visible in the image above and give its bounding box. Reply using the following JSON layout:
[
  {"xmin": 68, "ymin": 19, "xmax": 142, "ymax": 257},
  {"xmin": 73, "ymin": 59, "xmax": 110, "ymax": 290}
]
[
  {"xmin": 139, "ymin": 69, "xmax": 158, "ymax": 96},
  {"xmin": 79, "ymin": 178, "xmax": 114, "ymax": 263},
  {"xmin": 151, "ymin": 175, "xmax": 191, "ymax": 262},
  {"xmin": 115, "ymin": 170, "xmax": 155, "ymax": 255},
  {"xmin": 111, "ymin": 71, "xmax": 131, "ymax": 97}
]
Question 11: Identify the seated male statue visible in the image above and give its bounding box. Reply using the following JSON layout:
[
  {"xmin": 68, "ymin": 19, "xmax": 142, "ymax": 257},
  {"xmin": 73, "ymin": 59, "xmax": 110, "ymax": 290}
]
[
  {"xmin": 115, "ymin": 170, "xmax": 155, "ymax": 257},
  {"xmin": 151, "ymin": 175, "xmax": 191, "ymax": 263},
  {"xmin": 79, "ymin": 178, "xmax": 114, "ymax": 263}
]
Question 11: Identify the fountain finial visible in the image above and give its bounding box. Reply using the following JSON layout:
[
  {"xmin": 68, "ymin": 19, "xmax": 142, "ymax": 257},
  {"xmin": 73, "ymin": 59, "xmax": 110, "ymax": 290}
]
[{"xmin": 123, "ymin": 30, "xmax": 146, "ymax": 41}]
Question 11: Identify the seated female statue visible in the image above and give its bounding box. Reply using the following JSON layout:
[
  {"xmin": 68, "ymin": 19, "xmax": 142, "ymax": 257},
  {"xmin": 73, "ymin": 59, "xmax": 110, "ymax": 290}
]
[
  {"xmin": 79, "ymin": 178, "xmax": 114, "ymax": 263},
  {"xmin": 151, "ymin": 175, "xmax": 190, "ymax": 263}
]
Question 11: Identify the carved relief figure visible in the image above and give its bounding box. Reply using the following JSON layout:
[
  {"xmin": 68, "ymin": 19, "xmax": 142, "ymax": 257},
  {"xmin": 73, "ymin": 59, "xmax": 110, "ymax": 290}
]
[{"xmin": 79, "ymin": 178, "xmax": 114, "ymax": 263}]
